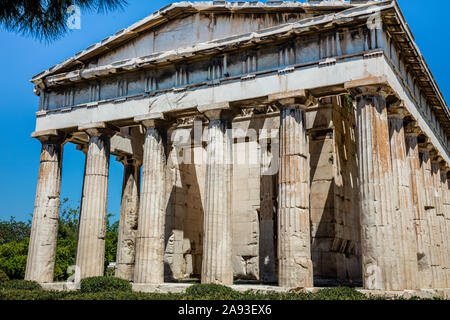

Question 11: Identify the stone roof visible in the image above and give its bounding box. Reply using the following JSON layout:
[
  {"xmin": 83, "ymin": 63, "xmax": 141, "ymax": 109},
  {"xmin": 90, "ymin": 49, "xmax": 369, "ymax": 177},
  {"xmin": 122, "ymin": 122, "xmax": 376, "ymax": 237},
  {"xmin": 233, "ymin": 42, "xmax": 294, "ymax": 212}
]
[{"xmin": 30, "ymin": 1, "xmax": 376, "ymax": 83}]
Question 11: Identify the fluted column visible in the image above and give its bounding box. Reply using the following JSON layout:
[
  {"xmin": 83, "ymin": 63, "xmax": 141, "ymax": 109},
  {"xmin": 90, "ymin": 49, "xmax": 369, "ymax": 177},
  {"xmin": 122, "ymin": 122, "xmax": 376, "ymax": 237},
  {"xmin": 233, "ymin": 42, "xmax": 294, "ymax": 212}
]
[
  {"xmin": 134, "ymin": 116, "xmax": 167, "ymax": 284},
  {"xmin": 200, "ymin": 108, "xmax": 233, "ymax": 285},
  {"xmin": 354, "ymin": 86, "xmax": 401, "ymax": 290},
  {"xmin": 430, "ymin": 151, "xmax": 447, "ymax": 288},
  {"xmin": 405, "ymin": 124, "xmax": 433, "ymax": 288},
  {"xmin": 277, "ymin": 99, "xmax": 313, "ymax": 288},
  {"xmin": 25, "ymin": 132, "xmax": 65, "ymax": 283},
  {"xmin": 387, "ymin": 105, "xmax": 419, "ymax": 289},
  {"xmin": 115, "ymin": 156, "xmax": 141, "ymax": 281},
  {"xmin": 439, "ymin": 164, "xmax": 450, "ymax": 286},
  {"xmin": 75, "ymin": 127, "xmax": 113, "ymax": 279},
  {"xmin": 419, "ymin": 142, "xmax": 441, "ymax": 288}
]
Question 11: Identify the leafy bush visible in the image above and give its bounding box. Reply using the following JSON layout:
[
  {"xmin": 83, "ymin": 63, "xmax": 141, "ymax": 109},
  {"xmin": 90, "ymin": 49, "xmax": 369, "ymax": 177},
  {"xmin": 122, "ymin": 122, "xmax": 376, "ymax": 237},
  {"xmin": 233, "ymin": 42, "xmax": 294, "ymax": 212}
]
[
  {"xmin": 311, "ymin": 287, "xmax": 368, "ymax": 300},
  {"xmin": 186, "ymin": 283, "xmax": 236, "ymax": 299},
  {"xmin": 0, "ymin": 287, "xmax": 436, "ymax": 301},
  {"xmin": 0, "ymin": 279, "xmax": 41, "ymax": 291},
  {"xmin": 0, "ymin": 289, "xmax": 184, "ymax": 300},
  {"xmin": 80, "ymin": 276, "xmax": 131, "ymax": 293},
  {"xmin": 0, "ymin": 269, "xmax": 9, "ymax": 282},
  {"xmin": 0, "ymin": 240, "xmax": 29, "ymax": 279}
]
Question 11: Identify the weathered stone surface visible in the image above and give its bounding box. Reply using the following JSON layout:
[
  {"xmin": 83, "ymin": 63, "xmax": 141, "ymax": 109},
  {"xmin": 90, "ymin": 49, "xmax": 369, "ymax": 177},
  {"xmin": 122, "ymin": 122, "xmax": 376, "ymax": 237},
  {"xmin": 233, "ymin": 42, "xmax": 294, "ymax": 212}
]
[
  {"xmin": 75, "ymin": 128, "xmax": 112, "ymax": 279},
  {"xmin": 25, "ymin": 134, "xmax": 64, "ymax": 283},
  {"xmin": 115, "ymin": 157, "xmax": 141, "ymax": 281},
  {"xmin": 430, "ymin": 156, "xmax": 448, "ymax": 288},
  {"xmin": 388, "ymin": 106, "xmax": 419, "ymax": 289},
  {"xmin": 354, "ymin": 87, "xmax": 402, "ymax": 291},
  {"xmin": 201, "ymin": 110, "xmax": 233, "ymax": 285},
  {"xmin": 27, "ymin": 1, "xmax": 450, "ymax": 293},
  {"xmin": 419, "ymin": 144, "xmax": 447, "ymax": 289},
  {"xmin": 405, "ymin": 127, "xmax": 433, "ymax": 289},
  {"xmin": 134, "ymin": 123, "xmax": 167, "ymax": 284},
  {"xmin": 439, "ymin": 166, "xmax": 450, "ymax": 285},
  {"xmin": 278, "ymin": 104, "xmax": 313, "ymax": 288},
  {"xmin": 417, "ymin": 144, "xmax": 436, "ymax": 288}
]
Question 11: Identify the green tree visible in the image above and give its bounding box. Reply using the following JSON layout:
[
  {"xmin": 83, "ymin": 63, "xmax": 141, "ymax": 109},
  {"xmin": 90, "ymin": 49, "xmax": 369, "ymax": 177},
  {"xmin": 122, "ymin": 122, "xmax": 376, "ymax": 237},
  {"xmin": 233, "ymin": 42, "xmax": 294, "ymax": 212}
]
[
  {"xmin": 0, "ymin": 199, "xmax": 119, "ymax": 280},
  {"xmin": 104, "ymin": 216, "xmax": 119, "ymax": 271},
  {"xmin": 0, "ymin": 216, "xmax": 31, "ymax": 245},
  {"xmin": 57, "ymin": 198, "xmax": 80, "ymax": 242},
  {"xmin": 0, "ymin": 0, "xmax": 127, "ymax": 41}
]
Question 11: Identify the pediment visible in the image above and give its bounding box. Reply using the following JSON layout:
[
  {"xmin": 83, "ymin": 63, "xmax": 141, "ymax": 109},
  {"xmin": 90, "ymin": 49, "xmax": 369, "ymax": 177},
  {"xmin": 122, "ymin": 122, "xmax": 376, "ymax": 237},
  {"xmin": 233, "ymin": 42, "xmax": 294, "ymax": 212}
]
[{"xmin": 32, "ymin": 1, "xmax": 358, "ymax": 82}]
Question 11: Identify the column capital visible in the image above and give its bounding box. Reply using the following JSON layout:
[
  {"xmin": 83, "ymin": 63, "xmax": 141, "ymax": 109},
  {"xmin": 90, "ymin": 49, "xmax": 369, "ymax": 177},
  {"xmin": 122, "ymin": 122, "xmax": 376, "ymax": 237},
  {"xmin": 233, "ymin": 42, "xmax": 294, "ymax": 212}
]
[
  {"xmin": 197, "ymin": 102, "xmax": 233, "ymax": 121},
  {"xmin": 134, "ymin": 113, "xmax": 169, "ymax": 129},
  {"xmin": 346, "ymin": 84, "xmax": 393, "ymax": 100},
  {"xmin": 404, "ymin": 121, "xmax": 422, "ymax": 137},
  {"xmin": 268, "ymin": 89, "xmax": 316, "ymax": 109},
  {"xmin": 78, "ymin": 122, "xmax": 117, "ymax": 138},
  {"xmin": 344, "ymin": 76, "xmax": 393, "ymax": 98},
  {"xmin": 439, "ymin": 161, "xmax": 450, "ymax": 174},
  {"xmin": 31, "ymin": 129, "xmax": 66, "ymax": 144},
  {"xmin": 429, "ymin": 149, "xmax": 442, "ymax": 163},
  {"xmin": 388, "ymin": 100, "xmax": 409, "ymax": 119},
  {"xmin": 418, "ymin": 141, "xmax": 433, "ymax": 153}
]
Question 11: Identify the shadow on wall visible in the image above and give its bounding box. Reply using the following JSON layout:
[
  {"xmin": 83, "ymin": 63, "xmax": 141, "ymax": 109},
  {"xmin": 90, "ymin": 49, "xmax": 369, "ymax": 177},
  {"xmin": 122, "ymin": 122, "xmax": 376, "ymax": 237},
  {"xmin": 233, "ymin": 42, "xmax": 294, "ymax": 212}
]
[
  {"xmin": 164, "ymin": 134, "xmax": 204, "ymax": 281},
  {"xmin": 310, "ymin": 96, "xmax": 362, "ymax": 287}
]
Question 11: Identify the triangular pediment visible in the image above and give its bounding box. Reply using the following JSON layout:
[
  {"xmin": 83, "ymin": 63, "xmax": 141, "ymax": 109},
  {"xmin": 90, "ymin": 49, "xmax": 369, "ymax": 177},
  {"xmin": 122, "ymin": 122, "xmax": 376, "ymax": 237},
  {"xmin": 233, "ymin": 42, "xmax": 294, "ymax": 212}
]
[{"xmin": 32, "ymin": 1, "xmax": 364, "ymax": 81}]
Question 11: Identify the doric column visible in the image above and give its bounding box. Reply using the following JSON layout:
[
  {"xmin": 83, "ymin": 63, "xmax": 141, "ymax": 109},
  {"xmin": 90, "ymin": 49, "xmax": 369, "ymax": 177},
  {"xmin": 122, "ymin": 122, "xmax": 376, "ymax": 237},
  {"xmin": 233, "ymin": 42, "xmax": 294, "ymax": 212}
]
[
  {"xmin": 405, "ymin": 123, "xmax": 433, "ymax": 288},
  {"xmin": 387, "ymin": 105, "xmax": 419, "ymax": 289},
  {"xmin": 430, "ymin": 151, "xmax": 447, "ymax": 288},
  {"xmin": 133, "ymin": 114, "xmax": 167, "ymax": 284},
  {"xmin": 419, "ymin": 142, "xmax": 441, "ymax": 289},
  {"xmin": 115, "ymin": 156, "xmax": 141, "ymax": 281},
  {"xmin": 439, "ymin": 163, "xmax": 450, "ymax": 286},
  {"xmin": 75, "ymin": 125, "xmax": 114, "ymax": 279},
  {"xmin": 274, "ymin": 93, "xmax": 313, "ymax": 288},
  {"xmin": 198, "ymin": 106, "xmax": 233, "ymax": 285},
  {"xmin": 353, "ymin": 85, "xmax": 401, "ymax": 290},
  {"xmin": 25, "ymin": 131, "xmax": 65, "ymax": 283}
]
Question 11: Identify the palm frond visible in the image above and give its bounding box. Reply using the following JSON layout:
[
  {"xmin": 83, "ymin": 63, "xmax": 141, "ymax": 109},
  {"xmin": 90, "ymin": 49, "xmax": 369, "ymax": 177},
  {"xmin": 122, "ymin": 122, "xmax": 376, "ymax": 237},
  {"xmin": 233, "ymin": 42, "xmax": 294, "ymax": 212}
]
[{"xmin": 0, "ymin": 0, "xmax": 128, "ymax": 41}]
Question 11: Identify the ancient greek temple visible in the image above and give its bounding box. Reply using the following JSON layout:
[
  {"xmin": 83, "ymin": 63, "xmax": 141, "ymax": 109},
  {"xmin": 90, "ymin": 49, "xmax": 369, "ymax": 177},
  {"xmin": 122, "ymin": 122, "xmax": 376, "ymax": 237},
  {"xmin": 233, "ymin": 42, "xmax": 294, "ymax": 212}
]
[{"xmin": 25, "ymin": 0, "xmax": 450, "ymax": 292}]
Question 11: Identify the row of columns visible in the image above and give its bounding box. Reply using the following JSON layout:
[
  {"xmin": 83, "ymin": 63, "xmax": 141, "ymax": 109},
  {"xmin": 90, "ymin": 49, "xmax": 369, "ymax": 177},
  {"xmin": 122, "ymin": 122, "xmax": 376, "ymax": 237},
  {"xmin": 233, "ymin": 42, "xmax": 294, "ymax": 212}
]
[
  {"xmin": 25, "ymin": 97, "xmax": 315, "ymax": 287},
  {"xmin": 26, "ymin": 87, "xmax": 449, "ymax": 290},
  {"xmin": 354, "ymin": 85, "xmax": 450, "ymax": 290}
]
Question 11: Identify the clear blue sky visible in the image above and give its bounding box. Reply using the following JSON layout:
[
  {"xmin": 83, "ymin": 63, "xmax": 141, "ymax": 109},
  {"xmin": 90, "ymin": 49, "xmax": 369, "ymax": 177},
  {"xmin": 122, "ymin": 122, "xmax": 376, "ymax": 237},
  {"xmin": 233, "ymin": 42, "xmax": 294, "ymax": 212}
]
[{"xmin": 0, "ymin": 0, "xmax": 448, "ymax": 223}]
